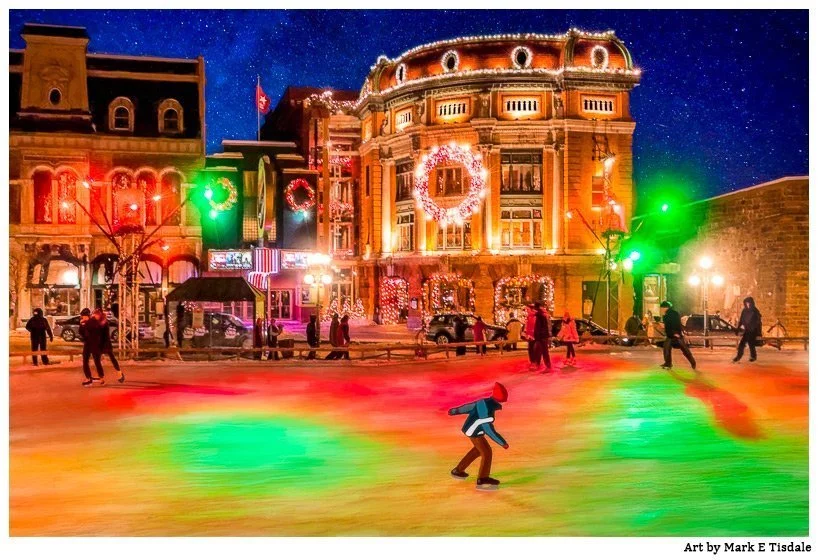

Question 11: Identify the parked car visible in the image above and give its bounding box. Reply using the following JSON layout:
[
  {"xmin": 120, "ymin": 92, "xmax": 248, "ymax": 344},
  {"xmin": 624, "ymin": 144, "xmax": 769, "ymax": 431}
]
[
  {"xmin": 425, "ymin": 313, "xmax": 508, "ymax": 345},
  {"xmin": 550, "ymin": 317, "xmax": 622, "ymax": 345},
  {"xmin": 54, "ymin": 314, "xmax": 152, "ymax": 343},
  {"xmin": 652, "ymin": 314, "xmax": 755, "ymax": 348},
  {"xmin": 184, "ymin": 312, "xmax": 254, "ymax": 348}
]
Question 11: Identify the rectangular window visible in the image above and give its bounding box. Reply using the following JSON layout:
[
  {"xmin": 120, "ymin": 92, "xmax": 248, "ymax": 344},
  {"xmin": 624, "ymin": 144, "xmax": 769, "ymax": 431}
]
[
  {"xmin": 395, "ymin": 108, "xmax": 413, "ymax": 131},
  {"xmin": 10, "ymin": 183, "xmax": 21, "ymax": 224},
  {"xmin": 582, "ymin": 96, "xmax": 616, "ymax": 114},
  {"xmin": 269, "ymin": 290, "xmax": 292, "ymax": 320},
  {"xmin": 501, "ymin": 152, "xmax": 542, "ymax": 193},
  {"xmin": 396, "ymin": 161, "xmax": 414, "ymax": 201},
  {"xmin": 503, "ymin": 97, "xmax": 540, "ymax": 115},
  {"xmin": 436, "ymin": 221, "xmax": 471, "ymax": 251},
  {"xmin": 500, "ymin": 208, "xmax": 543, "ymax": 249},
  {"xmin": 365, "ymin": 166, "xmax": 370, "ymax": 197},
  {"xmin": 435, "ymin": 167, "xmax": 463, "ymax": 197},
  {"xmin": 332, "ymin": 222, "xmax": 353, "ymax": 255},
  {"xmin": 592, "ymin": 176, "xmax": 605, "ymax": 207},
  {"xmin": 33, "ymin": 171, "xmax": 53, "ymax": 224},
  {"xmin": 397, "ymin": 212, "xmax": 414, "ymax": 252}
]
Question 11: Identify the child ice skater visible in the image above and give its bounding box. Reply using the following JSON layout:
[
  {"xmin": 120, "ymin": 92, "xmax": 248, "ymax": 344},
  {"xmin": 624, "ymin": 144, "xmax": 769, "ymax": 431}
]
[{"xmin": 448, "ymin": 382, "xmax": 510, "ymax": 491}]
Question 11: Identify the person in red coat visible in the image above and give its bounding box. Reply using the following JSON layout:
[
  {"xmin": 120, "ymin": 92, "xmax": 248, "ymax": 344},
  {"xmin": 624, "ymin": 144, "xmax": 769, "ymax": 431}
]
[
  {"xmin": 473, "ymin": 316, "xmax": 487, "ymax": 355},
  {"xmin": 557, "ymin": 311, "xmax": 580, "ymax": 366}
]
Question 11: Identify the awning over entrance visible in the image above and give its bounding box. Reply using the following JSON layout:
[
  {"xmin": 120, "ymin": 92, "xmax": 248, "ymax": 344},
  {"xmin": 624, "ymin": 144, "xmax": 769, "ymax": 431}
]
[{"xmin": 166, "ymin": 277, "xmax": 265, "ymax": 303}]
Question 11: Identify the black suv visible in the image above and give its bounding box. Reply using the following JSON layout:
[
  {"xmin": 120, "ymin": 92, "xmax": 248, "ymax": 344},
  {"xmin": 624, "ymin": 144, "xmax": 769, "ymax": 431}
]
[{"xmin": 425, "ymin": 313, "xmax": 509, "ymax": 345}]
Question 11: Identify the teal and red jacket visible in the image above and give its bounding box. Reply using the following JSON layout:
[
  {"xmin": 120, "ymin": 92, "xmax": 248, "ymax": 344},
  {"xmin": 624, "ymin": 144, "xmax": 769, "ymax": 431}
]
[{"xmin": 449, "ymin": 397, "xmax": 508, "ymax": 447}]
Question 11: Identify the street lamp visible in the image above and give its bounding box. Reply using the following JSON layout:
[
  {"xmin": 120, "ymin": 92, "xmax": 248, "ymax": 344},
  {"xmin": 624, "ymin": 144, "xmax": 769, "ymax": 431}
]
[
  {"xmin": 688, "ymin": 256, "xmax": 724, "ymax": 346},
  {"xmin": 303, "ymin": 253, "xmax": 333, "ymax": 330}
]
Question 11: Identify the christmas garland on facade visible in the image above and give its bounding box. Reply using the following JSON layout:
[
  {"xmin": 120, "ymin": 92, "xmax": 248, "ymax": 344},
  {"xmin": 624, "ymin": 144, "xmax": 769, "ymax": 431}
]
[
  {"xmin": 493, "ymin": 275, "xmax": 555, "ymax": 325},
  {"xmin": 285, "ymin": 178, "xmax": 316, "ymax": 212},
  {"xmin": 413, "ymin": 144, "xmax": 486, "ymax": 225},
  {"xmin": 208, "ymin": 177, "xmax": 239, "ymax": 212},
  {"xmin": 421, "ymin": 272, "xmax": 475, "ymax": 326},
  {"xmin": 379, "ymin": 276, "xmax": 409, "ymax": 325},
  {"xmin": 321, "ymin": 296, "xmax": 366, "ymax": 322}
]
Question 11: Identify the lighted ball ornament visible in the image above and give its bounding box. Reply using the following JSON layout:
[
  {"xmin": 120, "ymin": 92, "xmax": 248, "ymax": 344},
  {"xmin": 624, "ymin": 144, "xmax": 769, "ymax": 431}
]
[
  {"xmin": 285, "ymin": 178, "xmax": 316, "ymax": 213},
  {"xmin": 413, "ymin": 143, "xmax": 487, "ymax": 225}
]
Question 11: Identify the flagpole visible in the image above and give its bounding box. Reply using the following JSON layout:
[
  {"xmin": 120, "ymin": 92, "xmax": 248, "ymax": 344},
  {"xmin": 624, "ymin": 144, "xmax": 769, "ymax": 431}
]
[{"xmin": 257, "ymin": 75, "xmax": 261, "ymax": 142}]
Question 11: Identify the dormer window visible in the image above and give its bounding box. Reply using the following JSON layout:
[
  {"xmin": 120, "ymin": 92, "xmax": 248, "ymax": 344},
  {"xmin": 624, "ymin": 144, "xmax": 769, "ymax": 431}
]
[
  {"xmin": 158, "ymin": 99, "xmax": 184, "ymax": 134},
  {"xmin": 108, "ymin": 97, "xmax": 134, "ymax": 132}
]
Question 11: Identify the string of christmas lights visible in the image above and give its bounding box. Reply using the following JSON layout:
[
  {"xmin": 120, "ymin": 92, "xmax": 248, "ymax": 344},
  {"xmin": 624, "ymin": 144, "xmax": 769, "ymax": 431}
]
[
  {"xmin": 285, "ymin": 178, "xmax": 316, "ymax": 212},
  {"xmin": 493, "ymin": 275, "xmax": 555, "ymax": 325},
  {"xmin": 379, "ymin": 276, "xmax": 409, "ymax": 325},
  {"xmin": 421, "ymin": 273, "xmax": 475, "ymax": 326},
  {"xmin": 413, "ymin": 143, "xmax": 486, "ymax": 225},
  {"xmin": 303, "ymin": 90, "xmax": 356, "ymax": 115},
  {"xmin": 321, "ymin": 297, "xmax": 366, "ymax": 322}
]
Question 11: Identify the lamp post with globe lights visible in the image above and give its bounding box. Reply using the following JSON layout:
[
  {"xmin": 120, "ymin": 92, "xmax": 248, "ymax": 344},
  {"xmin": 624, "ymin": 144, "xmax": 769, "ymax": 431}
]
[
  {"xmin": 303, "ymin": 253, "xmax": 333, "ymax": 333},
  {"xmin": 688, "ymin": 255, "xmax": 725, "ymax": 346}
]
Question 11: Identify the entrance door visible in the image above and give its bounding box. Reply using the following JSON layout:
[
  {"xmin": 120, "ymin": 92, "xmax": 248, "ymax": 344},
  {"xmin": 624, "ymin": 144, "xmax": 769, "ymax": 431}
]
[
  {"xmin": 582, "ymin": 280, "xmax": 619, "ymax": 331},
  {"xmin": 269, "ymin": 290, "xmax": 292, "ymax": 319}
]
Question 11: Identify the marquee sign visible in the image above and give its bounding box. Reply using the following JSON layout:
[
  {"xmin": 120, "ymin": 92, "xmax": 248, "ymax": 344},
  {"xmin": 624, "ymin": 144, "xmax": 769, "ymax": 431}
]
[{"xmin": 208, "ymin": 250, "xmax": 252, "ymax": 271}]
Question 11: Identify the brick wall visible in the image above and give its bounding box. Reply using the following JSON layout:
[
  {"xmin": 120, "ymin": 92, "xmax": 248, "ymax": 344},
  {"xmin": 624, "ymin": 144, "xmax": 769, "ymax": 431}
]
[{"xmin": 669, "ymin": 178, "xmax": 808, "ymax": 336}]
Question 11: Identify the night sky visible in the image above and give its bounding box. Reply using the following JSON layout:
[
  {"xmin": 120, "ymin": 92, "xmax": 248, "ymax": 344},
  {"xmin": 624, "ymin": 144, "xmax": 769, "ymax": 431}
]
[{"xmin": 9, "ymin": 10, "xmax": 809, "ymax": 200}]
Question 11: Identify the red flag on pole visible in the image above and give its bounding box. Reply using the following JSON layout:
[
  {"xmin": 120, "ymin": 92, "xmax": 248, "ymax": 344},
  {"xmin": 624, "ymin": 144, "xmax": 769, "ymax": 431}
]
[{"xmin": 256, "ymin": 83, "xmax": 270, "ymax": 114}]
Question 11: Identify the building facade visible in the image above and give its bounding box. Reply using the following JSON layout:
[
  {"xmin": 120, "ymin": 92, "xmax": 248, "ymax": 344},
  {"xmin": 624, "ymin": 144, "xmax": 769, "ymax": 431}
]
[
  {"xmin": 9, "ymin": 24, "xmax": 205, "ymax": 329},
  {"xmin": 352, "ymin": 30, "xmax": 641, "ymax": 327}
]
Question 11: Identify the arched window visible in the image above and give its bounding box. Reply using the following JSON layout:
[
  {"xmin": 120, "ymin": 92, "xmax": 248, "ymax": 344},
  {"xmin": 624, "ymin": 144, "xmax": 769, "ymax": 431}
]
[
  {"xmin": 160, "ymin": 171, "xmax": 183, "ymax": 226},
  {"xmin": 56, "ymin": 171, "xmax": 78, "ymax": 224},
  {"xmin": 158, "ymin": 99, "xmax": 184, "ymax": 134},
  {"xmin": 109, "ymin": 97, "xmax": 134, "ymax": 132},
  {"xmin": 137, "ymin": 171, "xmax": 159, "ymax": 226},
  {"xmin": 33, "ymin": 170, "xmax": 53, "ymax": 224}
]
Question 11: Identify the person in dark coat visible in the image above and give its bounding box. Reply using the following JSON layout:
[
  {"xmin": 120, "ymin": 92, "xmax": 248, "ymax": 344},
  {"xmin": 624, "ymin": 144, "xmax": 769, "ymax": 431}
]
[
  {"xmin": 454, "ymin": 315, "xmax": 468, "ymax": 357},
  {"xmin": 659, "ymin": 301, "xmax": 696, "ymax": 370},
  {"xmin": 325, "ymin": 313, "xmax": 340, "ymax": 360},
  {"xmin": 473, "ymin": 316, "xmax": 487, "ymax": 355},
  {"xmin": 266, "ymin": 318, "xmax": 281, "ymax": 360},
  {"xmin": 79, "ymin": 308, "xmax": 105, "ymax": 386},
  {"xmin": 253, "ymin": 317, "xmax": 264, "ymax": 360},
  {"xmin": 25, "ymin": 307, "xmax": 53, "ymax": 366},
  {"xmin": 533, "ymin": 303, "xmax": 553, "ymax": 372},
  {"xmin": 306, "ymin": 314, "xmax": 319, "ymax": 359},
  {"xmin": 733, "ymin": 296, "xmax": 762, "ymax": 362},
  {"xmin": 175, "ymin": 303, "xmax": 186, "ymax": 349},
  {"xmin": 95, "ymin": 308, "xmax": 124, "ymax": 383},
  {"xmin": 624, "ymin": 312, "xmax": 643, "ymax": 347},
  {"xmin": 338, "ymin": 315, "xmax": 351, "ymax": 360}
]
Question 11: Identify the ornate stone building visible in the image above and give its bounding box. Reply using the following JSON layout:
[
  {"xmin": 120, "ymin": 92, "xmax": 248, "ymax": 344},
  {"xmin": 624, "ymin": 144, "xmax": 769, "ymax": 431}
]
[
  {"xmin": 352, "ymin": 30, "xmax": 641, "ymax": 328},
  {"xmin": 9, "ymin": 24, "xmax": 205, "ymax": 328}
]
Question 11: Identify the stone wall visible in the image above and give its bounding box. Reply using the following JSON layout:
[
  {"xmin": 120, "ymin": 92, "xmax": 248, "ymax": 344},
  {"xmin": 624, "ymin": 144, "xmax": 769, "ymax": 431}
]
[{"xmin": 669, "ymin": 177, "xmax": 808, "ymax": 337}]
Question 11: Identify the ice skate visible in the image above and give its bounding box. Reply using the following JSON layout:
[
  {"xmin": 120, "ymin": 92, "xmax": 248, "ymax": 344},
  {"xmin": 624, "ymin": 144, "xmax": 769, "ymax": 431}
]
[
  {"xmin": 118, "ymin": 371, "xmax": 125, "ymax": 383},
  {"xmin": 82, "ymin": 379, "xmax": 93, "ymax": 387},
  {"xmin": 450, "ymin": 468, "xmax": 468, "ymax": 480},
  {"xmin": 476, "ymin": 477, "xmax": 500, "ymax": 491}
]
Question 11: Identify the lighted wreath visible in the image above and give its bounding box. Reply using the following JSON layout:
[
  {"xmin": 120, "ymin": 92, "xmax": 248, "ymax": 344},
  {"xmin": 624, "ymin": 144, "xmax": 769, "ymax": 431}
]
[
  {"xmin": 285, "ymin": 178, "xmax": 316, "ymax": 212},
  {"xmin": 208, "ymin": 177, "xmax": 239, "ymax": 212},
  {"xmin": 413, "ymin": 143, "xmax": 486, "ymax": 225}
]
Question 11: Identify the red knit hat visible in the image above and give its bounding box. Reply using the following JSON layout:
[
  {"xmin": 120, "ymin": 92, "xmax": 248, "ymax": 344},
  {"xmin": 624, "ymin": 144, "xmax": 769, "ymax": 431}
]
[{"xmin": 492, "ymin": 382, "xmax": 508, "ymax": 402}]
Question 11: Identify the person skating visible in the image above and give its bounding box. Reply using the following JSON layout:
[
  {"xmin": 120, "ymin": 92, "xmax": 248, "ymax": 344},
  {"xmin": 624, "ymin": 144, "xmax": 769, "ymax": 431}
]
[
  {"xmin": 453, "ymin": 315, "xmax": 468, "ymax": 357},
  {"xmin": 95, "ymin": 308, "xmax": 124, "ymax": 383},
  {"xmin": 659, "ymin": 301, "xmax": 696, "ymax": 370},
  {"xmin": 325, "ymin": 313, "xmax": 340, "ymax": 360},
  {"xmin": 25, "ymin": 307, "xmax": 53, "ymax": 366},
  {"xmin": 524, "ymin": 304, "xmax": 538, "ymax": 370},
  {"xmin": 338, "ymin": 315, "xmax": 351, "ymax": 360},
  {"xmin": 533, "ymin": 303, "xmax": 553, "ymax": 373},
  {"xmin": 733, "ymin": 296, "xmax": 762, "ymax": 362},
  {"xmin": 505, "ymin": 312, "xmax": 522, "ymax": 351},
  {"xmin": 306, "ymin": 314, "xmax": 319, "ymax": 359},
  {"xmin": 79, "ymin": 308, "xmax": 105, "ymax": 386},
  {"xmin": 448, "ymin": 382, "xmax": 510, "ymax": 491},
  {"xmin": 473, "ymin": 316, "xmax": 487, "ymax": 355},
  {"xmin": 557, "ymin": 311, "xmax": 579, "ymax": 366}
]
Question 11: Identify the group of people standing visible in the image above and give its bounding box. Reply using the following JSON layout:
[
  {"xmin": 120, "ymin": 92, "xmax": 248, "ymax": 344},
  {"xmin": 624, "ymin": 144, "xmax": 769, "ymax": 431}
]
[{"xmin": 253, "ymin": 313, "xmax": 351, "ymax": 360}]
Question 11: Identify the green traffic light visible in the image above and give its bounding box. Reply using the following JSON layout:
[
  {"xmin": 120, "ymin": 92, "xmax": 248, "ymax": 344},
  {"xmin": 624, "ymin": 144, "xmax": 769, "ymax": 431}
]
[
  {"xmin": 209, "ymin": 209, "xmax": 218, "ymax": 219},
  {"xmin": 661, "ymin": 203, "xmax": 669, "ymax": 212},
  {"xmin": 629, "ymin": 251, "xmax": 641, "ymax": 261},
  {"xmin": 204, "ymin": 188, "xmax": 213, "ymax": 200}
]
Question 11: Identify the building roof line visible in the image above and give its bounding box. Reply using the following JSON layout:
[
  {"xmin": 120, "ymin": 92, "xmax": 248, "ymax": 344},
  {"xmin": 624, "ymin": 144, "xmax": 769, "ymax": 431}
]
[
  {"xmin": 687, "ymin": 176, "xmax": 809, "ymax": 206},
  {"xmin": 87, "ymin": 52, "xmax": 199, "ymax": 64}
]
